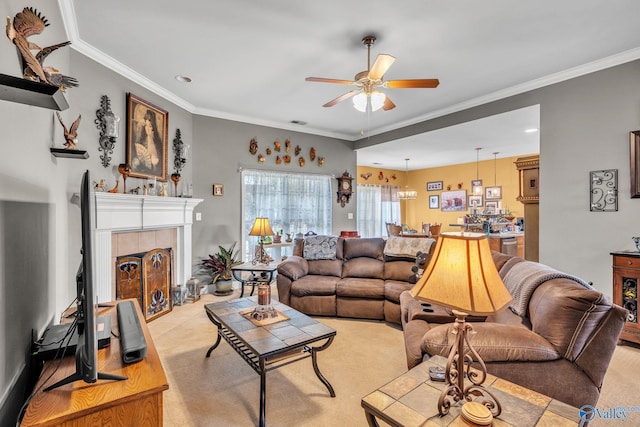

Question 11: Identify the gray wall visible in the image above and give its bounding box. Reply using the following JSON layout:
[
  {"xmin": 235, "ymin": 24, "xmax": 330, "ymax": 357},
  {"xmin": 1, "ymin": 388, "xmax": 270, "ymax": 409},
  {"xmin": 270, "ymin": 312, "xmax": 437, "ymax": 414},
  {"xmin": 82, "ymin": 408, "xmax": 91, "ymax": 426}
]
[
  {"xmin": 191, "ymin": 115, "xmax": 356, "ymax": 271},
  {"xmin": 355, "ymin": 60, "xmax": 640, "ymax": 297},
  {"xmin": 0, "ymin": 1, "xmax": 194, "ymax": 421}
]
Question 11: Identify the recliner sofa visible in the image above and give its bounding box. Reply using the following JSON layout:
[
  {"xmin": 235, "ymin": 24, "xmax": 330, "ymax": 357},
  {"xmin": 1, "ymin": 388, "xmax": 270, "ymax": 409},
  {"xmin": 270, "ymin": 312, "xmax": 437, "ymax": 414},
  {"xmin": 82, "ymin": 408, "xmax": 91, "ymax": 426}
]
[
  {"xmin": 400, "ymin": 250, "xmax": 627, "ymax": 408},
  {"xmin": 277, "ymin": 236, "xmax": 436, "ymax": 324}
]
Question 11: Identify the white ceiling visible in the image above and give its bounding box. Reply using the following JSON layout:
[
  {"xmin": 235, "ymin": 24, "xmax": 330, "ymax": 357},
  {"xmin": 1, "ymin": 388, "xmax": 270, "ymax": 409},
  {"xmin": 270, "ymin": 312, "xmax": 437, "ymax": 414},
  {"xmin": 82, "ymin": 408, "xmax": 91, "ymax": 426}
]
[
  {"xmin": 356, "ymin": 105, "xmax": 540, "ymax": 170},
  {"xmin": 58, "ymin": 0, "xmax": 640, "ymax": 168}
]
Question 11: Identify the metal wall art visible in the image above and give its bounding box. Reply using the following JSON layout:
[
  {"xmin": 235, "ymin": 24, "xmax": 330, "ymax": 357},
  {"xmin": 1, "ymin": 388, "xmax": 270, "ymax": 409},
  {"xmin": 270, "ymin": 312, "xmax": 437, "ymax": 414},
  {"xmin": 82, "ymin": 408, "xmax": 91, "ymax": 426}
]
[
  {"xmin": 171, "ymin": 129, "xmax": 188, "ymax": 196},
  {"xmin": 95, "ymin": 95, "xmax": 119, "ymax": 167},
  {"xmin": 172, "ymin": 129, "xmax": 188, "ymax": 174},
  {"xmin": 590, "ymin": 169, "xmax": 618, "ymax": 212}
]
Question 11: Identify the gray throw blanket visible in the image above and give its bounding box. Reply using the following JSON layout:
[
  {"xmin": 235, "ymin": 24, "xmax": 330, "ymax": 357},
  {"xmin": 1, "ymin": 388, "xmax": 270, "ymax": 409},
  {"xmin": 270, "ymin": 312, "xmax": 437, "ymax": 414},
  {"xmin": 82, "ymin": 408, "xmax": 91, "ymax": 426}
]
[{"xmin": 501, "ymin": 259, "xmax": 593, "ymax": 317}]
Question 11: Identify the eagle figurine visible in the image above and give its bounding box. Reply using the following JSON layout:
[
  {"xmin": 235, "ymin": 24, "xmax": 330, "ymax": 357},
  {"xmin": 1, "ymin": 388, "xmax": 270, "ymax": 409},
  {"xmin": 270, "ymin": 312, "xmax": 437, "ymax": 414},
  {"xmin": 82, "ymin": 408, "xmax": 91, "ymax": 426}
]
[
  {"xmin": 56, "ymin": 112, "xmax": 81, "ymax": 149},
  {"xmin": 6, "ymin": 7, "xmax": 78, "ymax": 91}
]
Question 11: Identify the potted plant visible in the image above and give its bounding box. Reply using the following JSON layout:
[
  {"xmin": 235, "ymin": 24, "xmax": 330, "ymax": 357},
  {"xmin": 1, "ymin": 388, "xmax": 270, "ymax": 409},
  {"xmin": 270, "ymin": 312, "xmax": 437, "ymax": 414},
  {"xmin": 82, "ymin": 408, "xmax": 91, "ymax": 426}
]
[{"xmin": 201, "ymin": 242, "xmax": 243, "ymax": 295}]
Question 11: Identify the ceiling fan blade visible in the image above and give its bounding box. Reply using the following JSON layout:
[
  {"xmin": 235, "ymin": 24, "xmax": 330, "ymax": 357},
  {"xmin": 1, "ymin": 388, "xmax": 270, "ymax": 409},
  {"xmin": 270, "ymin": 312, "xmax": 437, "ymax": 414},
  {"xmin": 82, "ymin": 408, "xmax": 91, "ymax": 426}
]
[
  {"xmin": 386, "ymin": 79, "xmax": 440, "ymax": 89},
  {"xmin": 383, "ymin": 96, "xmax": 396, "ymax": 111},
  {"xmin": 306, "ymin": 77, "xmax": 355, "ymax": 85},
  {"xmin": 368, "ymin": 54, "xmax": 396, "ymax": 80},
  {"xmin": 323, "ymin": 90, "xmax": 360, "ymax": 107}
]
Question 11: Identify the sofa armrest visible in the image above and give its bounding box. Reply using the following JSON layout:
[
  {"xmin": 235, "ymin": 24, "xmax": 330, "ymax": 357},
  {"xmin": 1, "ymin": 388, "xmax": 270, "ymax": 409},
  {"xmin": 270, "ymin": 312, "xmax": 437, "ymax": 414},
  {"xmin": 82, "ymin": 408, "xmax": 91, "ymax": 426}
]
[
  {"xmin": 403, "ymin": 319, "xmax": 430, "ymax": 369},
  {"xmin": 277, "ymin": 255, "xmax": 309, "ymax": 280},
  {"xmin": 574, "ymin": 303, "xmax": 627, "ymax": 388},
  {"xmin": 421, "ymin": 323, "xmax": 561, "ymax": 362}
]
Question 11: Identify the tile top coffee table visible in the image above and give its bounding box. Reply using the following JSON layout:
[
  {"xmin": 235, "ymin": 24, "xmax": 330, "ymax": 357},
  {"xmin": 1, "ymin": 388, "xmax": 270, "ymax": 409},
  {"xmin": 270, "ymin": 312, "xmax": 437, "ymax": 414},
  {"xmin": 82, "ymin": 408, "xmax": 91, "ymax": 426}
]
[
  {"xmin": 204, "ymin": 297, "xmax": 336, "ymax": 427},
  {"xmin": 361, "ymin": 355, "xmax": 584, "ymax": 427}
]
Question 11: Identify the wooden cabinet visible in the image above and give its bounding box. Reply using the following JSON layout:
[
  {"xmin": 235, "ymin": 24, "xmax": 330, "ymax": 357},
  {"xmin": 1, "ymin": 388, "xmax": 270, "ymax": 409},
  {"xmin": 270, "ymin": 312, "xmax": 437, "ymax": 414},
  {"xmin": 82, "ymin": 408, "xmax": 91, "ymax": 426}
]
[
  {"xmin": 515, "ymin": 155, "xmax": 539, "ymax": 261},
  {"xmin": 611, "ymin": 252, "xmax": 640, "ymax": 344},
  {"xmin": 22, "ymin": 299, "xmax": 168, "ymax": 427},
  {"xmin": 489, "ymin": 235, "xmax": 525, "ymax": 258}
]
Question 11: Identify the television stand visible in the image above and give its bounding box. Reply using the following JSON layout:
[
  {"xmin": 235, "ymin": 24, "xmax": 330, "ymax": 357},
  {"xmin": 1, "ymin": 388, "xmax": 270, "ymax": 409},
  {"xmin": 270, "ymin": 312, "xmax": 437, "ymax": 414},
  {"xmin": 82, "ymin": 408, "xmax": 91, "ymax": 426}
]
[
  {"xmin": 43, "ymin": 368, "xmax": 127, "ymax": 392},
  {"xmin": 22, "ymin": 299, "xmax": 168, "ymax": 427}
]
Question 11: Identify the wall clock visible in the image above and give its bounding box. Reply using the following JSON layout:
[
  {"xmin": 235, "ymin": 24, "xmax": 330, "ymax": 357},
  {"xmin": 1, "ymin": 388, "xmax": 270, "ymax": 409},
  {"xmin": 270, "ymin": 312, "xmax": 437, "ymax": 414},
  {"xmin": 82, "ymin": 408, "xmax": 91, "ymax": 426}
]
[{"xmin": 336, "ymin": 171, "xmax": 353, "ymax": 207}]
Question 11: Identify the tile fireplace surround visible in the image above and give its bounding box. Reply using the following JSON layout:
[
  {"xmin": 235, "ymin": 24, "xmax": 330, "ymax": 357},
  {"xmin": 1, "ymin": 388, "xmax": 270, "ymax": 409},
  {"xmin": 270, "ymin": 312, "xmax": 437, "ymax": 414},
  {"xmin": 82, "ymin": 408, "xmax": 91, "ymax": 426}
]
[{"xmin": 94, "ymin": 193, "xmax": 202, "ymax": 303}]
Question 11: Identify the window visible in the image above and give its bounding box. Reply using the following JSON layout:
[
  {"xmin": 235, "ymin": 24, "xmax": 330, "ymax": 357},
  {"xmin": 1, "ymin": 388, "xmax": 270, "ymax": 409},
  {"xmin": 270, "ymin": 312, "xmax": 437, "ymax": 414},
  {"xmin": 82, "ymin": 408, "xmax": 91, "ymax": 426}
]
[
  {"xmin": 356, "ymin": 184, "xmax": 401, "ymax": 238},
  {"xmin": 241, "ymin": 170, "xmax": 332, "ymax": 260}
]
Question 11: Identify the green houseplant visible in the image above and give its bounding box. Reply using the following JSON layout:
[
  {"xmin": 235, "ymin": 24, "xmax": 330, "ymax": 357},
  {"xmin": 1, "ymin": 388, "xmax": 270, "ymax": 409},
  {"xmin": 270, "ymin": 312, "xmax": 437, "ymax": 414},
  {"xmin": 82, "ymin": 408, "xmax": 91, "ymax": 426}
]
[{"xmin": 202, "ymin": 242, "xmax": 243, "ymax": 295}]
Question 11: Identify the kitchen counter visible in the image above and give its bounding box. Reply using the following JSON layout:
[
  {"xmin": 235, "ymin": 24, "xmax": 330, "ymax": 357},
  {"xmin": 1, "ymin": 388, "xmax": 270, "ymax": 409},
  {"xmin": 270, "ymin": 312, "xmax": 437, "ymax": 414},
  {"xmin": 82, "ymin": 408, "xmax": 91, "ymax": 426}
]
[
  {"xmin": 489, "ymin": 232, "xmax": 525, "ymax": 238},
  {"xmin": 488, "ymin": 233, "xmax": 525, "ymax": 258}
]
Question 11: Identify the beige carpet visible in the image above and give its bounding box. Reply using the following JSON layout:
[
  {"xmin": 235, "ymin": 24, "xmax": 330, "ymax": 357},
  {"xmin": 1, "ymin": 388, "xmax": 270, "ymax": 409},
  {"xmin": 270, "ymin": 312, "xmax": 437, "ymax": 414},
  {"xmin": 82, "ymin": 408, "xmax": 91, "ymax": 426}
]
[{"xmin": 148, "ymin": 292, "xmax": 640, "ymax": 427}]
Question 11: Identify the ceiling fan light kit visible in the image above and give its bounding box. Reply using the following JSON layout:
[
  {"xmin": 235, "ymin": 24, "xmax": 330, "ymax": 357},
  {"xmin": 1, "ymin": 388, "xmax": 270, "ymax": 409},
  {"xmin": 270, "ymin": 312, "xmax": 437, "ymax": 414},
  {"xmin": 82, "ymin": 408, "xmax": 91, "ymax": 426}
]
[
  {"xmin": 353, "ymin": 91, "xmax": 386, "ymax": 112},
  {"xmin": 306, "ymin": 35, "xmax": 439, "ymax": 113}
]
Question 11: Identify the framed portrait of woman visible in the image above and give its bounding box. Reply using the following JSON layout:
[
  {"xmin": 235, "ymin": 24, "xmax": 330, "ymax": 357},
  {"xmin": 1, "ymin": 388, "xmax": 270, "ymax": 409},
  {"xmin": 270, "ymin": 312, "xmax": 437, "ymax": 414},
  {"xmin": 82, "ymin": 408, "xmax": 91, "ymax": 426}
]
[{"xmin": 126, "ymin": 93, "xmax": 169, "ymax": 181}]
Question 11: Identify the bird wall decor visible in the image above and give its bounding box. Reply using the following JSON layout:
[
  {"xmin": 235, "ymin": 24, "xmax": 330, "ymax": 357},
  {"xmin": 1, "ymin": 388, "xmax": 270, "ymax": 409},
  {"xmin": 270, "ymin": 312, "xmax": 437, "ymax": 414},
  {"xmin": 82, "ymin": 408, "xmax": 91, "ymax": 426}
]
[
  {"xmin": 6, "ymin": 7, "xmax": 79, "ymax": 91},
  {"xmin": 56, "ymin": 112, "xmax": 81, "ymax": 149}
]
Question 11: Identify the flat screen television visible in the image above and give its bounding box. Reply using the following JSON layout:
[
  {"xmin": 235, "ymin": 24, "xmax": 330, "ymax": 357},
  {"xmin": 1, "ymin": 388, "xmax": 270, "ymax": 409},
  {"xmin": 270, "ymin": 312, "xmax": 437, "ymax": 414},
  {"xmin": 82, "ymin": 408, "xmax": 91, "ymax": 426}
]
[{"xmin": 44, "ymin": 170, "xmax": 125, "ymax": 391}]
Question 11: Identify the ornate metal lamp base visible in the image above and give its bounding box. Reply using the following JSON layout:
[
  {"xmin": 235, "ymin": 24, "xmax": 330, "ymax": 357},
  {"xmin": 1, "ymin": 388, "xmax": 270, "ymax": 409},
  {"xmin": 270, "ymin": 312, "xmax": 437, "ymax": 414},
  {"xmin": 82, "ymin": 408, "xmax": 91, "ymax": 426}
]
[
  {"xmin": 252, "ymin": 242, "xmax": 273, "ymax": 265},
  {"xmin": 437, "ymin": 310, "xmax": 502, "ymax": 418}
]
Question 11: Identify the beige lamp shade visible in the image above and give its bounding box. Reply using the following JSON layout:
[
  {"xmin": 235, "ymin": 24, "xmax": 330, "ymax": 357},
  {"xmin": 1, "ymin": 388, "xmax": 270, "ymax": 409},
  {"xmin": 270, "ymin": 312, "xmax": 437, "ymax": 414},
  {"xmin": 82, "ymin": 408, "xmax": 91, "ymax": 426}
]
[
  {"xmin": 248, "ymin": 217, "xmax": 275, "ymax": 237},
  {"xmin": 410, "ymin": 232, "xmax": 512, "ymax": 315}
]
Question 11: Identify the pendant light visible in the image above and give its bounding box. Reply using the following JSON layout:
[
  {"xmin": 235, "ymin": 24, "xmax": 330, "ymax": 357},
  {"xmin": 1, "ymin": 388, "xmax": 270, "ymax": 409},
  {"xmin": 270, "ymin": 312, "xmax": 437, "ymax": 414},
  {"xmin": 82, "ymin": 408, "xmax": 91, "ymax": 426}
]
[
  {"xmin": 493, "ymin": 152, "xmax": 499, "ymax": 186},
  {"xmin": 473, "ymin": 148, "xmax": 483, "ymax": 195},
  {"xmin": 398, "ymin": 158, "xmax": 418, "ymax": 200}
]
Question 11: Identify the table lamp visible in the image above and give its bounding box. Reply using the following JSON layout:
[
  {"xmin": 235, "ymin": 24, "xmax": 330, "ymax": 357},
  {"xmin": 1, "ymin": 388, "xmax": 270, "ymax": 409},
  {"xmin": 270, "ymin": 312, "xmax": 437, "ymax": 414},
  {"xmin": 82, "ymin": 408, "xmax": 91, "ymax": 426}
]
[
  {"xmin": 409, "ymin": 232, "xmax": 512, "ymax": 423},
  {"xmin": 249, "ymin": 217, "xmax": 274, "ymax": 265}
]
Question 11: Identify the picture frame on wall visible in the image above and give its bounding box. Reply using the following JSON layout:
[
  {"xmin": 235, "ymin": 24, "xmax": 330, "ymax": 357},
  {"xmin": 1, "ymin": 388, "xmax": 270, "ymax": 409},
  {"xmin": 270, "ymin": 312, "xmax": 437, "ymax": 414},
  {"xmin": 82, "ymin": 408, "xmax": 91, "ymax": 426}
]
[
  {"xmin": 485, "ymin": 201, "xmax": 498, "ymax": 213},
  {"xmin": 126, "ymin": 93, "xmax": 169, "ymax": 181},
  {"xmin": 429, "ymin": 195, "xmax": 439, "ymax": 209},
  {"xmin": 441, "ymin": 190, "xmax": 467, "ymax": 212},
  {"xmin": 426, "ymin": 181, "xmax": 443, "ymax": 191},
  {"xmin": 631, "ymin": 131, "xmax": 640, "ymax": 198},
  {"xmin": 468, "ymin": 194, "xmax": 483, "ymax": 208},
  {"xmin": 485, "ymin": 186, "xmax": 502, "ymax": 200},
  {"xmin": 213, "ymin": 183, "xmax": 224, "ymax": 196}
]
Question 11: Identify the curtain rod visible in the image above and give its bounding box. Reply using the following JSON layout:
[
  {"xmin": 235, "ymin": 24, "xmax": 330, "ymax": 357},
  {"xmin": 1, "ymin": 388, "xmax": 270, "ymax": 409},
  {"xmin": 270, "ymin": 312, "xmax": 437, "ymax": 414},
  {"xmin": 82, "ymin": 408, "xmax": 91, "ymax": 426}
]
[{"xmin": 237, "ymin": 164, "xmax": 335, "ymax": 178}]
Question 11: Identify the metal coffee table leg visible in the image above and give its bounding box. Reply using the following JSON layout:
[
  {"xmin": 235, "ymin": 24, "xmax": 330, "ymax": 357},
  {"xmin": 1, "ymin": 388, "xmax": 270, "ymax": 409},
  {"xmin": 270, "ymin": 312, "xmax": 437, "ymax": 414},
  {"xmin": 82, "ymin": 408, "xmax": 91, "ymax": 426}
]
[
  {"xmin": 307, "ymin": 336, "xmax": 336, "ymax": 397},
  {"xmin": 205, "ymin": 311, "xmax": 222, "ymax": 358}
]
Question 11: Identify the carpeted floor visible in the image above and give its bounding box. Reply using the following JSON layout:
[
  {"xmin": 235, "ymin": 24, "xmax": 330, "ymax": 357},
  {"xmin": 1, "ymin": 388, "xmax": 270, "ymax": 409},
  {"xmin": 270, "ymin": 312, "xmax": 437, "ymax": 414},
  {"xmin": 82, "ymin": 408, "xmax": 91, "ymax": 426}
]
[{"xmin": 148, "ymin": 291, "xmax": 640, "ymax": 427}]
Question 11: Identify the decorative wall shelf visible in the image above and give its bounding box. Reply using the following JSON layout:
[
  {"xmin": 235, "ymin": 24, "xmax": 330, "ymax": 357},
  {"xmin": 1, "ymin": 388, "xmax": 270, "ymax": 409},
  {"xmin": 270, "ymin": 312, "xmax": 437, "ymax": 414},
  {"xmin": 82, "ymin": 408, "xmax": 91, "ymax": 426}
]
[
  {"xmin": 0, "ymin": 73, "xmax": 69, "ymax": 110},
  {"xmin": 50, "ymin": 148, "xmax": 89, "ymax": 159}
]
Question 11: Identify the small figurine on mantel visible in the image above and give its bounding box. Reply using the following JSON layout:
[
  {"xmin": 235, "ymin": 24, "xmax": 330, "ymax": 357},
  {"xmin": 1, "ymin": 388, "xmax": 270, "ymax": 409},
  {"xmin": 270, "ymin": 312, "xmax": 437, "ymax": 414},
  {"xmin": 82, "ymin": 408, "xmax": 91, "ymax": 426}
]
[
  {"xmin": 55, "ymin": 112, "xmax": 81, "ymax": 149},
  {"xmin": 158, "ymin": 183, "xmax": 167, "ymax": 197}
]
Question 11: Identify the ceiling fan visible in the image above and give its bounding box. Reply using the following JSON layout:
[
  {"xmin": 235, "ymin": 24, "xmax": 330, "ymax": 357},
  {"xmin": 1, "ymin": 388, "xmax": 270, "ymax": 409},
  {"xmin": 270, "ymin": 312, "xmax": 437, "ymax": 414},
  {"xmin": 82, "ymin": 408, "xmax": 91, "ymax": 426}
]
[{"xmin": 305, "ymin": 35, "xmax": 439, "ymax": 112}]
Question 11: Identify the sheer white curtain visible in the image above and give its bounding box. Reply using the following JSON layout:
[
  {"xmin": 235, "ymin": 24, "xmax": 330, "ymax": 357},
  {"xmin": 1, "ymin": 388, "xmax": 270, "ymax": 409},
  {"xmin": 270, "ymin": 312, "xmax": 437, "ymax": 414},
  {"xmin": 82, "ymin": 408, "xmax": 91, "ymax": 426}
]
[
  {"xmin": 356, "ymin": 184, "xmax": 401, "ymax": 238},
  {"xmin": 241, "ymin": 169, "xmax": 332, "ymax": 260}
]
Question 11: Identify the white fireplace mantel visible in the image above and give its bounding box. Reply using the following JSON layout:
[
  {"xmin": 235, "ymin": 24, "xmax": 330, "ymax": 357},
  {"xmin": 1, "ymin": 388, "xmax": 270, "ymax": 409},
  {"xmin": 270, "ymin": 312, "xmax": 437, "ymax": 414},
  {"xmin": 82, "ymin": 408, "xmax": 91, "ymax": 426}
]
[{"xmin": 93, "ymin": 193, "xmax": 203, "ymax": 302}]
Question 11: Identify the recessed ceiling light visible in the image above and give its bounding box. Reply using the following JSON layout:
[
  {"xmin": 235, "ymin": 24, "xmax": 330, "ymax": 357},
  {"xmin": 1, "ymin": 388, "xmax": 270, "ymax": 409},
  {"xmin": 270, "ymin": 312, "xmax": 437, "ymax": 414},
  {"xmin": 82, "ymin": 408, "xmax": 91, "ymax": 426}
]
[
  {"xmin": 524, "ymin": 128, "xmax": 538, "ymax": 133},
  {"xmin": 291, "ymin": 120, "xmax": 307, "ymax": 125},
  {"xmin": 175, "ymin": 75, "xmax": 192, "ymax": 83}
]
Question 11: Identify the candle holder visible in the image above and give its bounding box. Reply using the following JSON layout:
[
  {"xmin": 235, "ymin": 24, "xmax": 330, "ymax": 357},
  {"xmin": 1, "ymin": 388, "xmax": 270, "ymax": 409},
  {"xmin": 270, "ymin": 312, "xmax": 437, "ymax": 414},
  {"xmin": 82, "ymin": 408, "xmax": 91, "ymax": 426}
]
[
  {"xmin": 95, "ymin": 95, "xmax": 120, "ymax": 168},
  {"xmin": 171, "ymin": 173, "xmax": 181, "ymax": 197},
  {"xmin": 118, "ymin": 163, "xmax": 130, "ymax": 194},
  {"xmin": 251, "ymin": 283, "xmax": 278, "ymax": 320},
  {"xmin": 257, "ymin": 283, "xmax": 271, "ymax": 306}
]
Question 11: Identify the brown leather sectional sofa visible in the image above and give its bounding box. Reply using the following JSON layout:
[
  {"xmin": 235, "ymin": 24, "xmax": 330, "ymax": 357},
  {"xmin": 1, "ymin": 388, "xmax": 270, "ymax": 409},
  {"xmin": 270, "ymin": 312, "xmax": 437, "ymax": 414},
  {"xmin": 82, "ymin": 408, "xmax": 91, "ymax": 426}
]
[
  {"xmin": 276, "ymin": 237, "xmax": 435, "ymax": 324},
  {"xmin": 400, "ymin": 251, "xmax": 627, "ymax": 408}
]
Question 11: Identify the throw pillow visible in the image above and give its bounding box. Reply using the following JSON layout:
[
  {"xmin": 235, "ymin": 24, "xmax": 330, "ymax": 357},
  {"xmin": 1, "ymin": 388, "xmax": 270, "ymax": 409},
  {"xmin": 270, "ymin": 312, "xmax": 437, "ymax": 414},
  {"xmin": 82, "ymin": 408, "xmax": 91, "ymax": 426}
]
[{"xmin": 303, "ymin": 235, "xmax": 338, "ymax": 260}]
